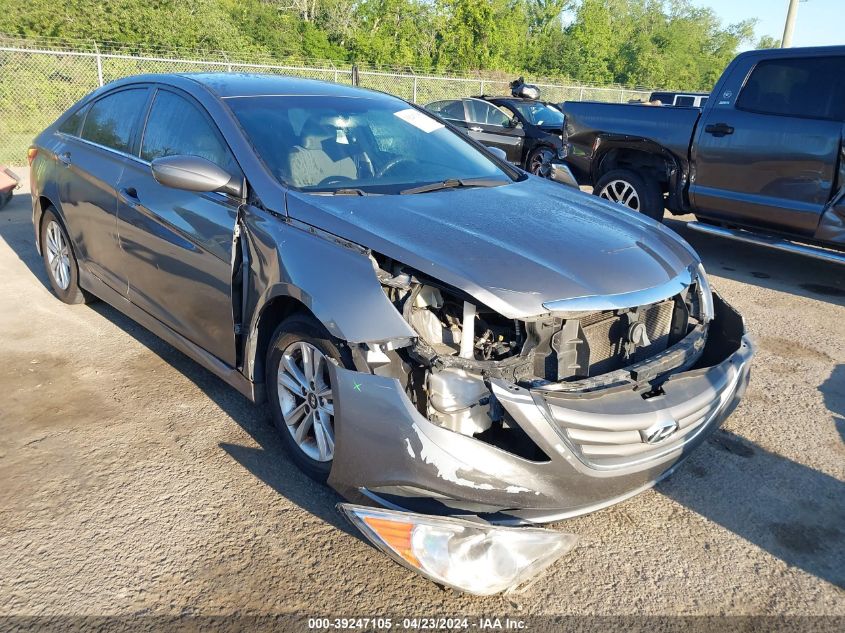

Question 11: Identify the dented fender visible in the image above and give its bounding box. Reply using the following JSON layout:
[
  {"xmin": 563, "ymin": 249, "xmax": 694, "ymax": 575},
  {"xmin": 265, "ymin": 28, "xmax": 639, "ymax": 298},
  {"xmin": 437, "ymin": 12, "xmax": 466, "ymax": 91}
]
[{"xmin": 241, "ymin": 207, "xmax": 415, "ymax": 381}]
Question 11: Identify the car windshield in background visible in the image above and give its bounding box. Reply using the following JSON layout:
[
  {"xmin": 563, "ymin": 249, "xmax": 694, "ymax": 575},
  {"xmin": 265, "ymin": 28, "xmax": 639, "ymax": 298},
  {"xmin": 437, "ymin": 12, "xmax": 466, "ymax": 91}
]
[
  {"xmin": 226, "ymin": 95, "xmax": 514, "ymax": 194},
  {"xmin": 510, "ymin": 102, "xmax": 564, "ymax": 127}
]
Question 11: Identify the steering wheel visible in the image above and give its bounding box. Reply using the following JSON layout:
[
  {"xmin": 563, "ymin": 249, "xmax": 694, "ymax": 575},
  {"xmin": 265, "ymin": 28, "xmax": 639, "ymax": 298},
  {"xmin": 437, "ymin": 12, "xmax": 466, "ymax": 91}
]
[
  {"xmin": 317, "ymin": 175, "xmax": 355, "ymax": 187},
  {"xmin": 378, "ymin": 157, "xmax": 416, "ymax": 178}
]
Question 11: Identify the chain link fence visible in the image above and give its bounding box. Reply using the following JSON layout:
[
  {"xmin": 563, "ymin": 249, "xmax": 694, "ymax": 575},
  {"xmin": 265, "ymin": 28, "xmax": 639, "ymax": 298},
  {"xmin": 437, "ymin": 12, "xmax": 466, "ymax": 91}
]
[{"xmin": 0, "ymin": 35, "xmax": 654, "ymax": 164}]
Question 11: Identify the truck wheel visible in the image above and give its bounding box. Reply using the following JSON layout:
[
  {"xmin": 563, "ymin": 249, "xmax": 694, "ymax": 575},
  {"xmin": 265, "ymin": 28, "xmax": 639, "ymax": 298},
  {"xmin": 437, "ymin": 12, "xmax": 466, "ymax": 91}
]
[
  {"xmin": 595, "ymin": 169, "xmax": 664, "ymax": 221},
  {"xmin": 265, "ymin": 313, "xmax": 353, "ymax": 483}
]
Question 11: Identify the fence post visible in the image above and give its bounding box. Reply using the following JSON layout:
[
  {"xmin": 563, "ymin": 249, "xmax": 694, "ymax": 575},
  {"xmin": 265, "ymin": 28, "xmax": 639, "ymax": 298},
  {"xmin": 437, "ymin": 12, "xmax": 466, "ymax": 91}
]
[
  {"xmin": 479, "ymin": 79, "xmax": 485, "ymax": 95},
  {"xmin": 93, "ymin": 41, "xmax": 104, "ymax": 87},
  {"xmin": 408, "ymin": 68, "xmax": 417, "ymax": 103},
  {"xmin": 579, "ymin": 86, "xmax": 584, "ymax": 101},
  {"xmin": 220, "ymin": 50, "xmax": 232, "ymax": 72}
]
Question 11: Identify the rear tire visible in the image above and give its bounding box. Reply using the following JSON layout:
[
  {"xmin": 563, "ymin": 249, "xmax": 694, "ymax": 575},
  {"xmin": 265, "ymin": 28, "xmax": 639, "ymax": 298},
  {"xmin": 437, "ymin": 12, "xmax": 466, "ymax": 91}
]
[
  {"xmin": 595, "ymin": 169, "xmax": 664, "ymax": 221},
  {"xmin": 40, "ymin": 208, "xmax": 95, "ymax": 304},
  {"xmin": 265, "ymin": 313, "xmax": 353, "ymax": 483}
]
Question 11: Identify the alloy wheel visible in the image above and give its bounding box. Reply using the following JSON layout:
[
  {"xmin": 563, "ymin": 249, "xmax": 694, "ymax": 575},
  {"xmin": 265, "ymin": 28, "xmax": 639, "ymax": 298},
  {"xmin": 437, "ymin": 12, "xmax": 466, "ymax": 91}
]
[
  {"xmin": 598, "ymin": 179, "xmax": 641, "ymax": 211},
  {"xmin": 276, "ymin": 341, "xmax": 335, "ymax": 462},
  {"xmin": 529, "ymin": 148, "xmax": 555, "ymax": 177},
  {"xmin": 45, "ymin": 221, "xmax": 71, "ymax": 290}
]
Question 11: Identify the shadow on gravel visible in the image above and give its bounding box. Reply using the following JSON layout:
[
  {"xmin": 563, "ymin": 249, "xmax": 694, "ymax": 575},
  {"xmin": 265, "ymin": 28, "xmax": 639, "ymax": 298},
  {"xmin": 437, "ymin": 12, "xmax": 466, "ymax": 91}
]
[
  {"xmin": 659, "ymin": 428, "xmax": 845, "ymax": 589},
  {"xmin": 820, "ymin": 364, "xmax": 845, "ymax": 445},
  {"xmin": 665, "ymin": 218, "xmax": 845, "ymax": 307}
]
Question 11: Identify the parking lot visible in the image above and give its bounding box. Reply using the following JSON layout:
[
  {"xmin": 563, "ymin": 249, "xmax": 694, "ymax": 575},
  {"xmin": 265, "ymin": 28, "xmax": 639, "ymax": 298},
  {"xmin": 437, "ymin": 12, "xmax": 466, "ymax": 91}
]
[{"xmin": 1, "ymin": 174, "xmax": 843, "ymax": 623}]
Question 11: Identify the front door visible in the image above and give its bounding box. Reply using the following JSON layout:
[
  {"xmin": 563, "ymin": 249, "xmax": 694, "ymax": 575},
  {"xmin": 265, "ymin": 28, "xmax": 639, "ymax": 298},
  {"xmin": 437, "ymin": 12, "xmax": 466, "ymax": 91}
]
[
  {"xmin": 691, "ymin": 55, "xmax": 845, "ymax": 235},
  {"xmin": 116, "ymin": 87, "xmax": 242, "ymax": 366}
]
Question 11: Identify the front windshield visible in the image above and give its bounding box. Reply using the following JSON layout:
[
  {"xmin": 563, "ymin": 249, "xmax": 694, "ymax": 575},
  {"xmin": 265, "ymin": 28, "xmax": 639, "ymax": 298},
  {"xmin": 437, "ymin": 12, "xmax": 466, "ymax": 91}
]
[
  {"xmin": 509, "ymin": 102, "xmax": 564, "ymax": 127},
  {"xmin": 226, "ymin": 95, "xmax": 514, "ymax": 194}
]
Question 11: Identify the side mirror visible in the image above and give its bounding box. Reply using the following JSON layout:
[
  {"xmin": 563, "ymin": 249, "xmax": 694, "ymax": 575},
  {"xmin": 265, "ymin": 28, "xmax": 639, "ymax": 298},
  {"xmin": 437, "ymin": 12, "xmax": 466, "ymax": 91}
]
[
  {"xmin": 485, "ymin": 146, "xmax": 508, "ymax": 161},
  {"xmin": 151, "ymin": 155, "xmax": 242, "ymax": 197},
  {"xmin": 549, "ymin": 163, "xmax": 579, "ymax": 188}
]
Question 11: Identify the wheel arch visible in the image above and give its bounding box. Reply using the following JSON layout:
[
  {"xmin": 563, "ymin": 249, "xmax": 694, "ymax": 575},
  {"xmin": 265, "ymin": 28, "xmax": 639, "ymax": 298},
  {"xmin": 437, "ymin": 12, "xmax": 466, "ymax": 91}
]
[
  {"xmin": 591, "ymin": 138, "xmax": 689, "ymax": 213},
  {"xmin": 246, "ymin": 289, "xmax": 319, "ymax": 398}
]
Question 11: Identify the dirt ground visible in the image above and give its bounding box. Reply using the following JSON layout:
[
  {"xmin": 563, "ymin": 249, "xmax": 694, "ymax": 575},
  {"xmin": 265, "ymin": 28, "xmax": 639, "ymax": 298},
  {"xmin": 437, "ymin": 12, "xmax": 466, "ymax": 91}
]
[{"xmin": 1, "ymin": 172, "xmax": 843, "ymax": 628}]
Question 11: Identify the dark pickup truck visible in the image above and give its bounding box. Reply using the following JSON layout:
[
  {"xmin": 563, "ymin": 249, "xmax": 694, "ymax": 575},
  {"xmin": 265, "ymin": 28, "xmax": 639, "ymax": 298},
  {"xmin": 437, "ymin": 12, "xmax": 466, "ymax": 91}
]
[{"xmin": 561, "ymin": 46, "xmax": 845, "ymax": 264}]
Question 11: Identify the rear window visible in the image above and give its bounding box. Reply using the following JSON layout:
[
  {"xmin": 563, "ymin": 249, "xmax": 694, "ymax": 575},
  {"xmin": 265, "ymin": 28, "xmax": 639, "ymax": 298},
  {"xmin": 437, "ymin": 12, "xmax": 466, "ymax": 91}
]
[
  {"xmin": 81, "ymin": 88, "xmax": 149, "ymax": 153},
  {"xmin": 736, "ymin": 56, "xmax": 845, "ymax": 121}
]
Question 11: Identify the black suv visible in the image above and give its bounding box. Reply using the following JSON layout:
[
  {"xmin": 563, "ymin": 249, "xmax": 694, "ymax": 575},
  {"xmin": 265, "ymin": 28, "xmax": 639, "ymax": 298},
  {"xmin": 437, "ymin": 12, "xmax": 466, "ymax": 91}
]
[{"xmin": 424, "ymin": 96, "xmax": 566, "ymax": 177}]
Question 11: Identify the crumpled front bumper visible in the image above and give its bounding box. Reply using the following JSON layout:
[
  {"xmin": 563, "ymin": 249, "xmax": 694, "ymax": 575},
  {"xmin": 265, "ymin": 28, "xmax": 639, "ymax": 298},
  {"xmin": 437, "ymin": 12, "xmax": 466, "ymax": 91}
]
[{"xmin": 327, "ymin": 293, "xmax": 754, "ymax": 524}]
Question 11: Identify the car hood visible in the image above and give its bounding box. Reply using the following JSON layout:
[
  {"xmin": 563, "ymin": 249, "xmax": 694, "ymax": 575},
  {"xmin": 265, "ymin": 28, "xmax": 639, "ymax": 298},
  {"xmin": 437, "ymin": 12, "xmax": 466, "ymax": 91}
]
[{"xmin": 285, "ymin": 177, "xmax": 700, "ymax": 319}]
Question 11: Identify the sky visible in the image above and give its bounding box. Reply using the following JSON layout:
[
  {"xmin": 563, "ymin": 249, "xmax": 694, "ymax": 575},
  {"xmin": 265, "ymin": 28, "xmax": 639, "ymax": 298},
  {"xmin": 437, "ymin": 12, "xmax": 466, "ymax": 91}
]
[{"xmin": 691, "ymin": 0, "xmax": 843, "ymax": 48}]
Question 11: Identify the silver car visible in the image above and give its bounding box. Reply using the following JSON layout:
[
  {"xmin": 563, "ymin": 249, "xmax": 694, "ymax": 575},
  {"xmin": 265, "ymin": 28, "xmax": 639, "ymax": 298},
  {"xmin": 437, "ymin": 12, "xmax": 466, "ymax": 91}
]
[{"xmin": 30, "ymin": 73, "xmax": 753, "ymax": 594}]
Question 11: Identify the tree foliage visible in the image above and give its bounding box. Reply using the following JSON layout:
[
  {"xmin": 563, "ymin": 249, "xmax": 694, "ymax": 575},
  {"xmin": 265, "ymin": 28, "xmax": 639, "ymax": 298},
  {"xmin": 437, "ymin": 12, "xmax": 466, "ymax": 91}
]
[{"xmin": 0, "ymin": 0, "xmax": 765, "ymax": 89}]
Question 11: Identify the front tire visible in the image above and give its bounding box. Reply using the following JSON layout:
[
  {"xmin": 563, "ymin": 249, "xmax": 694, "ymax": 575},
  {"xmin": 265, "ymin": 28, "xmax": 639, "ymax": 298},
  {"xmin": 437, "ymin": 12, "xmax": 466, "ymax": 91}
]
[
  {"xmin": 527, "ymin": 146, "xmax": 555, "ymax": 178},
  {"xmin": 40, "ymin": 207, "xmax": 94, "ymax": 304},
  {"xmin": 595, "ymin": 169, "xmax": 664, "ymax": 221},
  {"xmin": 265, "ymin": 313, "xmax": 353, "ymax": 483}
]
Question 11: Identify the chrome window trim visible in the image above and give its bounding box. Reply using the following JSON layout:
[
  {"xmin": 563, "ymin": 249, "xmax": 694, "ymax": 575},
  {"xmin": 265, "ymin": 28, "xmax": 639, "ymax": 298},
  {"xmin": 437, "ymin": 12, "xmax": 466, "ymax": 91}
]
[
  {"xmin": 55, "ymin": 132, "xmax": 150, "ymax": 166},
  {"xmin": 53, "ymin": 133, "xmax": 230, "ymax": 203}
]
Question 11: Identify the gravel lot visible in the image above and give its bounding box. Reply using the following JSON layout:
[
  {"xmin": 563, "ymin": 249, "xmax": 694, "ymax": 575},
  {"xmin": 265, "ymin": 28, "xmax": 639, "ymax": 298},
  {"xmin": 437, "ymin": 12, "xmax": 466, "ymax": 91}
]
[{"xmin": 1, "ymin": 173, "xmax": 843, "ymax": 627}]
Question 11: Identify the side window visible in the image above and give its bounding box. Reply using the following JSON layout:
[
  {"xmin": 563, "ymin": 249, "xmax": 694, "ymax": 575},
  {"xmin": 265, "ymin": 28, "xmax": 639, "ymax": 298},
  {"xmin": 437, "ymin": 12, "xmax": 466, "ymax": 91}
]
[
  {"xmin": 58, "ymin": 104, "xmax": 88, "ymax": 136},
  {"xmin": 675, "ymin": 96, "xmax": 695, "ymax": 107},
  {"xmin": 141, "ymin": 90, "xmax": 237, "ymax": 173},
  {"xmin": 81, "ymin": 89, "xmax": 148, "ymax": 153},
  {"xmin": 466, "ymin": 100, "xmax": 510, "ymax": 127},
  {"xmin": 737, "ymin": 56, "xmax": 845, "ymax": 121},
  {"xmin": 429, "ymin": 100, "xmax": 465, "ymax": 121}
]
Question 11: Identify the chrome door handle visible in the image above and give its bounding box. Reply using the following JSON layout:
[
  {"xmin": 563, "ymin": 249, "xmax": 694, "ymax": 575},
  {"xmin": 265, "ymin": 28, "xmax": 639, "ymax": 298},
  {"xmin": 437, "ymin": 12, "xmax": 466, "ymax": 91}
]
[
  {"xmin": 469, "ymin": 126, "xmax": 483, "ymax": 132},
  {"xmin": 58, "ymin": 152, "xmax": 71, "ymax": 167}
]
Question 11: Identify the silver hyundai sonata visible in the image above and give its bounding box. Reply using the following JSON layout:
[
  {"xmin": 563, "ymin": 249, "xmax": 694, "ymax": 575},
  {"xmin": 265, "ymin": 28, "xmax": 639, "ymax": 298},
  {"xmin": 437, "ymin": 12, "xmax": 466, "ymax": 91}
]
[{"xmin": 30, "ymin": 73, "xmax": 753, "ymax": 594}]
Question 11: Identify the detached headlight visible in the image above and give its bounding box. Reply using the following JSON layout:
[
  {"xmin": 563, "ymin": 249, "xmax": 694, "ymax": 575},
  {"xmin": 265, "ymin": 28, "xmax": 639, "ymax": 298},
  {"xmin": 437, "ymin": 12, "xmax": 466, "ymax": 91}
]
[{"xmin": 339, "ymin": 504, "xmax": 577, "ymax": 595}]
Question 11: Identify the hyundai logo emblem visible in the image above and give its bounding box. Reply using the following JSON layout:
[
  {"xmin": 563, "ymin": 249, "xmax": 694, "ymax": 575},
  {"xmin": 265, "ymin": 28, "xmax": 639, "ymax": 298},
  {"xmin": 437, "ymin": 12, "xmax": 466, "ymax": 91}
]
[{"xmin": 641, "ymin": 417, "xmax": 679, "ymax": 444}]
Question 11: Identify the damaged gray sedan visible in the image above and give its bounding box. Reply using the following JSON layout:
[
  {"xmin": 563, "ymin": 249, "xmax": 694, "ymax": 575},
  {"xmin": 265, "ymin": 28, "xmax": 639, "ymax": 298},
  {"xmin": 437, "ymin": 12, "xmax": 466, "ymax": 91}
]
[{"xmin": 30, "ymin": 74, "xmax": 753, "ymax": 595}]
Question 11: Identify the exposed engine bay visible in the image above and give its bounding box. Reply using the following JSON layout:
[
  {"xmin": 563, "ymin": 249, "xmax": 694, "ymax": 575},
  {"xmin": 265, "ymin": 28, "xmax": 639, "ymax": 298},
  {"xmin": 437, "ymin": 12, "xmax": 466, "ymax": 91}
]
[{"xmin": 363, "ymin": 252, "xmax": 711, "ymax": 453}]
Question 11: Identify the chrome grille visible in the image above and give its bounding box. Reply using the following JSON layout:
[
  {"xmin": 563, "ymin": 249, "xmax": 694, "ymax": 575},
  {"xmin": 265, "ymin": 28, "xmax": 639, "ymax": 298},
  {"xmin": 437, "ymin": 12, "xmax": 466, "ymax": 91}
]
[
  {"xmin": 545, "ymin": 385, "xmax": 725, "ymax": 468},
  {"xmin": 541, "ymin": 354, "xmax": 745, "ymax": 469}
]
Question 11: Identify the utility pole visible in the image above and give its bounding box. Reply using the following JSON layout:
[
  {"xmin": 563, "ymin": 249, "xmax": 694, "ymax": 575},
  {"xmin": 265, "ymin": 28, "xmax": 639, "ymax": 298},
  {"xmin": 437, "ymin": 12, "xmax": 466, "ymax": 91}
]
[{"xmin": 781, "ymin": 0, "xmax": 800, "ymax": 48}]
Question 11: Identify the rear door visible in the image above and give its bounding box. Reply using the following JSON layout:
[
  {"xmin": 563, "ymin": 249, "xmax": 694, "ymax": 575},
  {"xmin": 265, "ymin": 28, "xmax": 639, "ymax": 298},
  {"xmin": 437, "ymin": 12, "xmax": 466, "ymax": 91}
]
[
  {"xmin": 463, "ymin": 99, "xmax": 524, "ymax": 163},
  {"xmin": 116, "ymin": 87, "xmax": 243, "ymax": 366},
  {"xmin": 425, "ymin": 99, "xmax": 471, "ymax": 132},
  {"xmin": 57, "ymin": 86, "xmax": 150, "ymax": 292},
  {"xmin": 691, "ymin": 55, "xmax": 845, "ymax": 235}
]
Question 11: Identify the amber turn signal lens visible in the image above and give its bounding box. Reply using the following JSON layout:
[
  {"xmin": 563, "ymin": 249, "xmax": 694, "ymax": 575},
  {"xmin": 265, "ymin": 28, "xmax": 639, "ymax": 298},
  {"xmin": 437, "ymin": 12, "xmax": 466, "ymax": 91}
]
[
  {"xmin": 27, "ymin": 147, "xmax": 38, "ymax": 166},
  {"xmin": 362, "ymin": 516, "xmax": 419, "ymax": 567}
]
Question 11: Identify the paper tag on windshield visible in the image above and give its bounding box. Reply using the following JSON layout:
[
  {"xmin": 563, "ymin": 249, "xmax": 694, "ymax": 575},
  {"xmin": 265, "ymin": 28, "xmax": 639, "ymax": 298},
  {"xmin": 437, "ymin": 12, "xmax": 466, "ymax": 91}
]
[{"xmin": 394, "ymin": 108, "xmax": 444, "ymax": 133}]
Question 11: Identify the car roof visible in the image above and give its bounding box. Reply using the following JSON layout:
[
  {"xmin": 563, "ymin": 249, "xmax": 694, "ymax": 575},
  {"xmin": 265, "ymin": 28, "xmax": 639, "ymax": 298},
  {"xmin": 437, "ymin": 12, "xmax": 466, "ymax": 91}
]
[
  {"xmin": 104, "ymin": 72, "xmax": 397, "ymax": 101},
  {"xmin": 475, "ymin": 96, "xmax": 539, "ymax": 103}
]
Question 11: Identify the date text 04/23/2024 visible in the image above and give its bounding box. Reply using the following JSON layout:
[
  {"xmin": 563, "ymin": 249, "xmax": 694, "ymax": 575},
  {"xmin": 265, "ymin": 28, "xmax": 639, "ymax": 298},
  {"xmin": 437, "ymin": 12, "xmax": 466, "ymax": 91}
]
[{"xmin": 307, "ymin": 618, "xmax": 527, "ymax": 630}]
